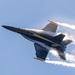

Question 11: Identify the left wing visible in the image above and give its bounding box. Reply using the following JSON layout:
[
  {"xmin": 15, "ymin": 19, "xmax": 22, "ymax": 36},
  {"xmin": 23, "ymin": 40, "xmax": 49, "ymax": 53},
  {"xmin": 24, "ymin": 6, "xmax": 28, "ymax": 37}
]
[{"xmin": 34, "ymin": 43, "xmax": 48, "ymax": 61}]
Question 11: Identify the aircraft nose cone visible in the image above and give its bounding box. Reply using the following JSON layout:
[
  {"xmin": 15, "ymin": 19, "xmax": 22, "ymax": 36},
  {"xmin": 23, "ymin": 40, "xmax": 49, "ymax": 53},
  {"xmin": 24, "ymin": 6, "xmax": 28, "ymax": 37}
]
[
  {"xmin": 2, "ymin": 25, "xmax": 34, "ymax": 35},
  {"xmin": 2, "ymin": 25, "xmax": 29, "ymax": 34},
  {"xmin": 2, "ymin": 25, "xmax": 19, "ymax": 32},
  {"xmin": 2, "ymin": 25, "xmax": 14, "ymax": 30}
]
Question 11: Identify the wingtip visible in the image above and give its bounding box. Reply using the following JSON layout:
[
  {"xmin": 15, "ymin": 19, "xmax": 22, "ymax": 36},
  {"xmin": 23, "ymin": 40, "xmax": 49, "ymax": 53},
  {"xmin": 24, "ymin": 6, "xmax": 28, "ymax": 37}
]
[
  {"xmin": 48, "ymin": 20, "xmax": 51, "ymax": 22},
  {"xmin": 47, "ymin": 20, "xmax": 58, "ymax": 26},
  {"xmin": 48, "ymin": 20, "xmax": 54, "ymax": 22},
  {"xmin": 48, "ymin": 20, "xmax": 55, "ymax": 23}
]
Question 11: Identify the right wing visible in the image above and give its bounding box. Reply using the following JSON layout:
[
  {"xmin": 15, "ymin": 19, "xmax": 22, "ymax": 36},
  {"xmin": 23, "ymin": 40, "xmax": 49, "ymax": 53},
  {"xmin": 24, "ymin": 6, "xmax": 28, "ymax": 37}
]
[
  {"xmin": 34, "ymin": 43, "xmax": 48, "ymax": 61},
  {"xmin": 43, "ymin": 21, "xmax": 58, "ymax": 33}
]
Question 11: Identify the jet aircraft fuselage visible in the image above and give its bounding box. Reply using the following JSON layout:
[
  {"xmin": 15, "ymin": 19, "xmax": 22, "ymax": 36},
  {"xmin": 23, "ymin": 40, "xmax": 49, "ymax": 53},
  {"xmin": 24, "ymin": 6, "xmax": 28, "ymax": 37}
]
[{"xmin": 2, "ymin": 21, "xmax": 72, "ymax": 61}]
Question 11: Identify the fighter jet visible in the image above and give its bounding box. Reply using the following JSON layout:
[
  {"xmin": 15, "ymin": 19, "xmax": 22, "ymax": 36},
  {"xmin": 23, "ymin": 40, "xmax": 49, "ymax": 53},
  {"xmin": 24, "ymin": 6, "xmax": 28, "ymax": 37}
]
[{"xmin": 2, "ymin": 21, "xmax": 72, "ymax": 61}]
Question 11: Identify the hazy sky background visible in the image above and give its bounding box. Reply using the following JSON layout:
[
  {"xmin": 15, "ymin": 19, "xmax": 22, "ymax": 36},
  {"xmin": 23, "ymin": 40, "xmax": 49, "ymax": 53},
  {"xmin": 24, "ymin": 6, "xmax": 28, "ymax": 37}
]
[{"xmin": 0, "ymin": 0, "xmax": 75, "ymax": 75}]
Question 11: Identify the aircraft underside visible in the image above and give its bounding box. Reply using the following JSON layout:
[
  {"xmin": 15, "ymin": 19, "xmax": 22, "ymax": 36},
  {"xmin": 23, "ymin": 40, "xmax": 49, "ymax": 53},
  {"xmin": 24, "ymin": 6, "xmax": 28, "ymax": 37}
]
[{"xmin": 2, "ymin": 21, "xmax": 72, "ymax": 61}]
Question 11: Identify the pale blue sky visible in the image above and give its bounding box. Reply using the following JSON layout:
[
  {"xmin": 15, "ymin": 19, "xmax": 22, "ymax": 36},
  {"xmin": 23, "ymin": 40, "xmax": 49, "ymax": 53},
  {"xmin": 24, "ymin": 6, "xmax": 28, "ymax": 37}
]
[{"xmin": 0, "ymin": 0, "xmax": 75, "ymax": 75}]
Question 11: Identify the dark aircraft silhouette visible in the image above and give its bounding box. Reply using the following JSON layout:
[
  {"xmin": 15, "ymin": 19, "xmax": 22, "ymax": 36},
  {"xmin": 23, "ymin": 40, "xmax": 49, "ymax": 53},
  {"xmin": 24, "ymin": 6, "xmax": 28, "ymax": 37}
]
[{"xmin": 2, "ymin": 21, "xmax": 72, "ymax": 61}]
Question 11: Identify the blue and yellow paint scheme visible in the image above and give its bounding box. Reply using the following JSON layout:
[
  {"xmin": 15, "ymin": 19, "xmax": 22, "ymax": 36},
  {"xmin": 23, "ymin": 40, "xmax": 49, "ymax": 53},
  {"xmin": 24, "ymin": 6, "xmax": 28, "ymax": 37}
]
[{"xmin": 2, "ymin": 21, "xmax": 72, "ymax": 61}]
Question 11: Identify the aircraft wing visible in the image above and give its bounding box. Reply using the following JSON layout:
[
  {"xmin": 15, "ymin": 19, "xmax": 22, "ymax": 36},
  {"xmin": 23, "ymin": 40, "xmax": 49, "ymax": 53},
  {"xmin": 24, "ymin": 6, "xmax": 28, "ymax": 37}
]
[
  {"xmin": 43, "ymin": 21, "xmax": 58, "ymax": 33},
  {"xmin": 34, "ymin": 43, "xmax": 48, "ymax": 61}
]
